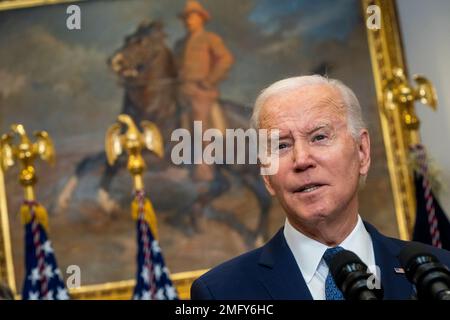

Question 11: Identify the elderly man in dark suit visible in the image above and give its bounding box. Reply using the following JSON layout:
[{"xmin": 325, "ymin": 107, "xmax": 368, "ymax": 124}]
[{"xmin": 190, "ymin": 75, "xmax": 450, "ymax": 300}]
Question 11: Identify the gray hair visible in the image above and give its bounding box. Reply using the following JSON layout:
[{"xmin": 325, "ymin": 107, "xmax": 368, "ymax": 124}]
[{"xmin": 251, "ymin": 75, "xmax": 367, "ymax": 140}]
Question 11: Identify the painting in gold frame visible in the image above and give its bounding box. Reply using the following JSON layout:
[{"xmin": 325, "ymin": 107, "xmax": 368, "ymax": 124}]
[{"xmin": 0, "ymin": 0, "xmax": 419, "ymax": 299}]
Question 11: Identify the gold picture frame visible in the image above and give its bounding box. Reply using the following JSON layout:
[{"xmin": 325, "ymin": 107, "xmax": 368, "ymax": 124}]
[
  {"xmin": 0, "ymin": 0, "xmax": 85, "ymax": 11},
  {"xmin": 0, "ymin": 0, "xmax": 422, "ymax": 299},
  {"xmin": 363, "ymin": 0, "xmax": 422, "ymax": 240}
]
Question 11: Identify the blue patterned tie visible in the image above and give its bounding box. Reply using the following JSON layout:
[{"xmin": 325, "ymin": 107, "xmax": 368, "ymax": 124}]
[{"xmin": 323, "ymin": 246, "xmax": 345, "ymax": 300}]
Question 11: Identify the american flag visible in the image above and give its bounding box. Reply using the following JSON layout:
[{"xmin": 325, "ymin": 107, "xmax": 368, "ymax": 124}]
[
  {"xmin": 411, "ymin": 144, "xmax": 450, "ymax": 250},
  {"xmin": 22, "ymin": 201, "xmax": 69, "ymax": 300},
  {"xmin": 132, "ymin": 191, "xmax": 178, "ymax": 300}
]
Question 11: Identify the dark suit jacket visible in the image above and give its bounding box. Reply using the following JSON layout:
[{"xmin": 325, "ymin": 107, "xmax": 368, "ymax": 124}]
[{"xmin": 191, "ymin": 222, "xmax": 450, "ymax": 299}]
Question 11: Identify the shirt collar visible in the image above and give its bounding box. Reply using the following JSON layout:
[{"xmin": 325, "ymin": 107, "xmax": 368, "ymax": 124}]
[{"xmin": 283, "ymin": 215, "xmax": 372, "ymax": 284}]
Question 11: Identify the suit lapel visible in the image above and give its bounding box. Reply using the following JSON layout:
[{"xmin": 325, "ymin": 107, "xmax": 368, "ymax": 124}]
[
  {"xmin": 364, "ymin": 222, "xmax": 415, "ymax": 299},
  {"xmin": 257, "ymin": 228, "xmax": 313, "ymax": 300},
  {"xmin": 256, "ymin": 223, "xmax": 415, "ymax": 300}
]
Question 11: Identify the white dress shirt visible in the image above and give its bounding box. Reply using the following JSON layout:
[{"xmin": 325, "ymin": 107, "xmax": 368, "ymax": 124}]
[{"xmin": 283, "ymin": 215, "xmax": 376, "ymax": 300}]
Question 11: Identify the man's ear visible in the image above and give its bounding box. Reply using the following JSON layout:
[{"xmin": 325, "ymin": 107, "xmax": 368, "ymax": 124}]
[
  {"xmin": 262, "ymin": 174, "xmax": 276, "ymax": 196},
  {"xmin": 358, "ymin": 129, "xmax": 371, "ymax": 176}
]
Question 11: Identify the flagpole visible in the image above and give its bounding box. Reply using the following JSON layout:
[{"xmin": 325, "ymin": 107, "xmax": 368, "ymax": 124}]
[
  {"xmin": 1, "ymin": 123, "xmax": 69, "ymax": 300},
  {"xmin": 133, "ymin": 174, "xmax": 144, "ymax": 193},
  {"xmin": 105, "ymin": 114, "xmax": 177, "ymax": 300},
  {"xmin": 24, "ymin": 185, "xmax": 35, "ymax": 202}
]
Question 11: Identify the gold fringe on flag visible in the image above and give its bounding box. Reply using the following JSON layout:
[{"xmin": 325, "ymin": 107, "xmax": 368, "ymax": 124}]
[
  {"xmin": 20, "ymin": 202, "xmax": 49, "ymax": 232},
  {"xmin": 131, "ymin": 197, "xmax": 159, "ymax": 240}
]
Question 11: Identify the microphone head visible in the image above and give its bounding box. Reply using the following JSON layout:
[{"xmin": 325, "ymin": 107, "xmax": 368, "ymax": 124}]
[
  {"xmin": 328, "ymin": 249, "xmax": 383, "ymax": 300},
  {"xmin": 398, "ymin": 242, "xmax": 439, "ymax": 282},
  {"xmin": 329, "ymin": 250, "xmax": 365, "ymax": 282},
  {"xmin": 398, "ymin": 242, "xmax": 450, "ymax": 300}
]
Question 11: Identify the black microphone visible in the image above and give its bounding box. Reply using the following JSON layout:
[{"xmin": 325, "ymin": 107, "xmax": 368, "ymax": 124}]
[
  {"xmin": 329, "ymin": 249, "xmax": 383, "ymax": 300},
  {"xmin": 398, "ymin": 242, "xmax": 450, "ymax": 300}
]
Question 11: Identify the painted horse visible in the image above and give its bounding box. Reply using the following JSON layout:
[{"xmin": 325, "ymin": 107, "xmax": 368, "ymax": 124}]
[{"xmin": 55, "ymin": 21, "xmax": 272, "ymax": 247}]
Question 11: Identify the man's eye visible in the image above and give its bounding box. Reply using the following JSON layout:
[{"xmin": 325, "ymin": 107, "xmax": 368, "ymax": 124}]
[
  {"xmin": 312, "ymin": 134, "xmax": 327, "ymax": 142},
  {"xmin": 278, "ymin": 143, "xmax": 288, "ymax": 150}
]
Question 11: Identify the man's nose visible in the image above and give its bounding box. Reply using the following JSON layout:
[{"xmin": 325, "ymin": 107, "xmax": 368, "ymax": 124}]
[{"xmin": 292, "ymin": 141, "xmax": 315, "ymax": 172}]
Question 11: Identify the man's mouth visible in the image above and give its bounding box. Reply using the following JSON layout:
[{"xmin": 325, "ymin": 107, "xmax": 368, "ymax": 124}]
[{"xmin": 294, "ymin": 183, "xmax": 326, "ymax": 193}]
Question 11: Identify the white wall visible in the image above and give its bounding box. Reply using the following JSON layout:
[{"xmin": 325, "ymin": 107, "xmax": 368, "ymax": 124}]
[{"xmin": 396, "ymin": 0, "xmax": 450, "ymax": 214}]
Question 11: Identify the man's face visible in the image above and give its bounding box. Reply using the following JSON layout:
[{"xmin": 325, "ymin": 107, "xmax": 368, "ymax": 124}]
[
  {"xmin": 184, "ymin": 12, "xmax": 204, "ymax": 33},
  {"xmin": 260, "ymin": 84, "xmax": 371, "ymax": 229}
]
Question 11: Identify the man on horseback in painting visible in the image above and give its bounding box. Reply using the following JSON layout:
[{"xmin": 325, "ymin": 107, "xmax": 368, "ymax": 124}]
[
  {"xmin": 56, "ymin": 20, "xmax": 178, "ymax": 213},
  {"xmin": 175, "ymin": 0, "xmax": 234, "ymax": 184},
  {"xmin": 55, "ymin": 7, "xmax": 272, "ymax": 246}
]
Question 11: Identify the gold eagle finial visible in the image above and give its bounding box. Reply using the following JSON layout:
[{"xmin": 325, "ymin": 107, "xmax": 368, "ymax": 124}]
[
  {"xmin": 105, "ymin": 114, "xmax": 163, "ymax": 190},
  {"xmin": 0, "ymin": 124, "xmax": 55, "ymax": 200}
]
